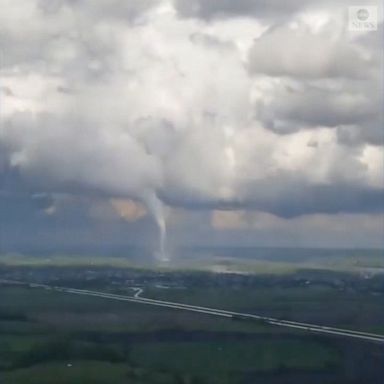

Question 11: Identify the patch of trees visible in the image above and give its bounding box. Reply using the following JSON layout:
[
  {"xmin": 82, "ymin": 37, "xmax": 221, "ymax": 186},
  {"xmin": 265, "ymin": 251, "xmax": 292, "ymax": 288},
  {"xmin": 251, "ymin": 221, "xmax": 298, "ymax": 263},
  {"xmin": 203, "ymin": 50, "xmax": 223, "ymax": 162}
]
[{"xmin": 13, "ymin": 338, "xmax": 129, "ymax": 369}]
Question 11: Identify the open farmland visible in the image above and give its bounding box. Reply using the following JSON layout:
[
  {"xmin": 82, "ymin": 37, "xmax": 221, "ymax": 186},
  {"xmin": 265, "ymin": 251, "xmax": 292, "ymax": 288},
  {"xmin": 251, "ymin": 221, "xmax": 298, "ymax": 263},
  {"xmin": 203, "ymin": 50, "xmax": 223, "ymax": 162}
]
[{"xmin": 1, "ymin": 262, "xmax": 384, "ymax": 383}]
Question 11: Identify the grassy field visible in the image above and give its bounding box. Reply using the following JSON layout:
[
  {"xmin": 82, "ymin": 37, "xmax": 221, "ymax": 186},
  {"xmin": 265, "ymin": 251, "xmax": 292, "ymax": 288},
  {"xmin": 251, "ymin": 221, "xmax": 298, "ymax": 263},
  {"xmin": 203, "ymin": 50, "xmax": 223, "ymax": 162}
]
[
  {"xmin": 0, "ymin": 285, "xmax": 353, "ymax": 383},
  {"xmin": 130, "ymin": 339, "xmax": 338, "ymax": 378},
  {"xmin": 2, "ymin": 362, "xmax": 132, "ymax": 384},
  {"xmin": 143, "ymin": 284, "xmax": 384, "ymax": 333},
  {"xmin": 1, "ymin": 249, "xmax": 383, "ymax": 383}
]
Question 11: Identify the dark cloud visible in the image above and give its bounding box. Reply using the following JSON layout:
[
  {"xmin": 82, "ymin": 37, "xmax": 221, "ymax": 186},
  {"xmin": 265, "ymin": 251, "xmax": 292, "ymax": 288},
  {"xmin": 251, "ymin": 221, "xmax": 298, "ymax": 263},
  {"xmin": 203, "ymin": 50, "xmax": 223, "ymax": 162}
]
[
  {"xmin": 0, "ymin": 0, "xmax": 382, "ymax": 251},
  {"xmin": 160, "ymin": 180, "xmax": 384, "ymax": 218},
  {"xmin": 256, "ymin": 82, "xmax": 382, "ymax": 143},
  {"xmin": 337, "ymin": 122, "xmax": 384, "ymax": 147},
  {"xmin": 0, "ymin": 193, "xmax": 156, "ymax": 254},
  {"xmin": 174, "ymin": 0, "xmax": 315, "ymax": 20},
  {"xmin": 173, "ymin": 0, "xmax": 368, "ymax": 20}
]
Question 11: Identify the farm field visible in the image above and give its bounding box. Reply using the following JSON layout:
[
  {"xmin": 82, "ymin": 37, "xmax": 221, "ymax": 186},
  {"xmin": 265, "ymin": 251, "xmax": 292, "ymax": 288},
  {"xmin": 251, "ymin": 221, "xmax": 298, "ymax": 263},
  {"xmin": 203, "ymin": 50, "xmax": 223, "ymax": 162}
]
[{"xmin": 1, "ymin": 265, "xmax": 384, "ymax": 384}]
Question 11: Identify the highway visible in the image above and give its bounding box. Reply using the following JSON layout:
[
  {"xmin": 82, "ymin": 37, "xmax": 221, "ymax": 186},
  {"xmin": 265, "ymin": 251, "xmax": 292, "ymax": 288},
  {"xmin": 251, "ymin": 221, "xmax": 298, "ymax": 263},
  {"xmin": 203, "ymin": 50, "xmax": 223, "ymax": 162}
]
[{"xmin": 3, "ymin": 280, "xmax": 384, "ymax": 343}]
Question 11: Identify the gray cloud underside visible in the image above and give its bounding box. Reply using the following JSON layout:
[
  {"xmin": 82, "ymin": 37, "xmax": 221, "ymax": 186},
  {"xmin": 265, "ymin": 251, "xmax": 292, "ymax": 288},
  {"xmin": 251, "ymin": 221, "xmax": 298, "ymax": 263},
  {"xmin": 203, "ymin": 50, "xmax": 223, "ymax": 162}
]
[{"xmin": 174, "ymin": 0, "xmax": 374, "ymax": 20}]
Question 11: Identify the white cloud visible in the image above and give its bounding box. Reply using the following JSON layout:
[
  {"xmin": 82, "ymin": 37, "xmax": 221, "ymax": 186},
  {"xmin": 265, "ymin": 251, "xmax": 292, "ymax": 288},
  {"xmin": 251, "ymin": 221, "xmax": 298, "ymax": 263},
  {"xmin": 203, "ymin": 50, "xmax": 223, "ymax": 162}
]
[{"xmin": 0, "ymin": 0, "xmax": 382, "ymax": 234}]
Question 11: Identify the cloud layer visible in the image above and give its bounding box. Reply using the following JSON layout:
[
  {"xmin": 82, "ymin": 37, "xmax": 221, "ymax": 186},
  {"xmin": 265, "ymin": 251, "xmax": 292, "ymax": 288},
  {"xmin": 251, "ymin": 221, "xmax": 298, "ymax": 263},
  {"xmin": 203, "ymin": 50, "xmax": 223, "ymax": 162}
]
[{"xmin": 0, "ymin": 0, "xmax": 383, "ymax": 249}]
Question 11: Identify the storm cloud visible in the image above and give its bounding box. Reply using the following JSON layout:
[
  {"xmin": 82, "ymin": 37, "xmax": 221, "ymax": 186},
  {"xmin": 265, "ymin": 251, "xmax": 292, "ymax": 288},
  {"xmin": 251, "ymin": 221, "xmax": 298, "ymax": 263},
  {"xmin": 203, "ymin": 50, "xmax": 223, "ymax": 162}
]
[{"xmin": 0, "ymin": 0, "xmax": 383, "ymax": 250}]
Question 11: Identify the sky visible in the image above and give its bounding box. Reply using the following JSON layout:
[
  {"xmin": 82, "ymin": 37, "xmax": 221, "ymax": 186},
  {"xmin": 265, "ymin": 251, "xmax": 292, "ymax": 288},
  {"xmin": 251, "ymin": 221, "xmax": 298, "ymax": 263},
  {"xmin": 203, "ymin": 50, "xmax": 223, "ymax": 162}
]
[{"xmin": 0, "ymin": 0, "xmax": 383, "ymax": 255}]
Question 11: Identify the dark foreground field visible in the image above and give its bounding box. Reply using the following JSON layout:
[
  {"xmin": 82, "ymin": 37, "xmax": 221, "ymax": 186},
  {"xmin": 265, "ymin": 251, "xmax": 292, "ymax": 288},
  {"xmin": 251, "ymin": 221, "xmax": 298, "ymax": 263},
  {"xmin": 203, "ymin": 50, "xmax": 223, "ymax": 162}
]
[{"xmin": 0, "ymin": 276, "xmax": 384, "ymax": 384}]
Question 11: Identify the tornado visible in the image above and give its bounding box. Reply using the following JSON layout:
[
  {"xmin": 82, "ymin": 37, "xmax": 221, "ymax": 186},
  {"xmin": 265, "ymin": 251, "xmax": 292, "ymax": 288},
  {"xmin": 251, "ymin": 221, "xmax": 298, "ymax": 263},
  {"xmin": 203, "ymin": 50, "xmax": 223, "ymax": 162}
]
[{"xmin": 142, "ymin": 191, "xmax": 169, "ymax": 262}]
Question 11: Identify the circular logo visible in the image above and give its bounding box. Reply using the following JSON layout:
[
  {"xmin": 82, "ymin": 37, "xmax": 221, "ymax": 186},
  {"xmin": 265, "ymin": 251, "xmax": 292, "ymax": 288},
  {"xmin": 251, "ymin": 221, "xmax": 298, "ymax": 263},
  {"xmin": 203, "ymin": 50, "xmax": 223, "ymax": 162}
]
[{"xmin": 357, "ymin": 8, "xmax": 369, "ymax": 21}]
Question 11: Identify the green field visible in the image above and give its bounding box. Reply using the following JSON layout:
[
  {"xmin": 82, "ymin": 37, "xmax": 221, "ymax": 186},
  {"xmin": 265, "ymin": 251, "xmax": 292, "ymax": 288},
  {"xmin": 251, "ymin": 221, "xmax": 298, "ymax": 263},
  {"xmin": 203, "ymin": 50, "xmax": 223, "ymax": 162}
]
[
  {"xmin": 130, "ymin": 339, "xmax": 337, "ymax": 375},
  {"xmin": 1, "ymin": 249, "xmax": 384, "ymax": 384},
  {"xmin": 0, "ymin": 285, "xmax": 349, "ymax": 384},
  {"xmin": 143, "ymin": 284, "xmax": 384, "ymax": 333}
]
